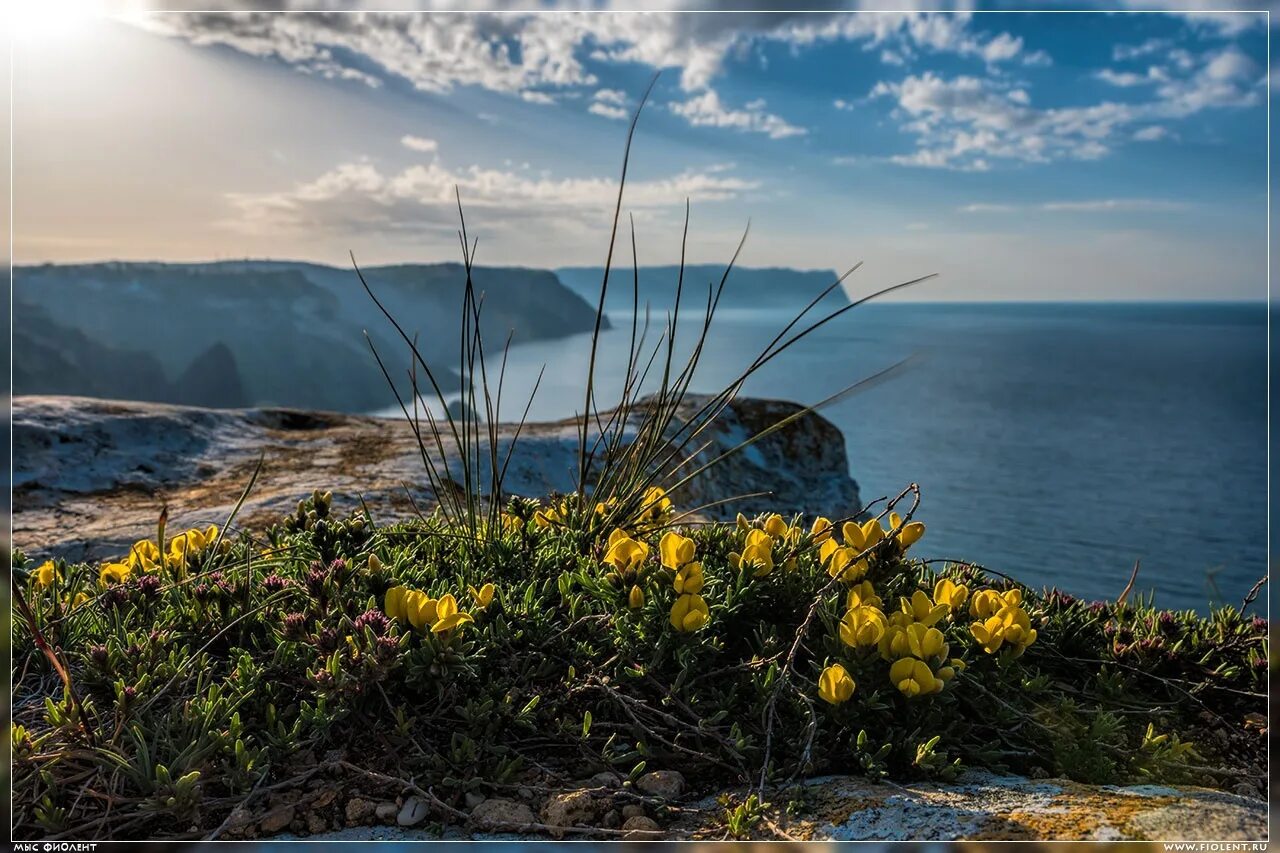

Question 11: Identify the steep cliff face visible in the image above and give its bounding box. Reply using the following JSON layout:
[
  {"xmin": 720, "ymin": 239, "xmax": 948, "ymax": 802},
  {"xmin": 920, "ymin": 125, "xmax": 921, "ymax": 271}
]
[
  {"xmin": 13, "ymin": 394, "xmax": 860, "ymax": 561},
  {"xmin": 13, "ymin": 261, "xmax": 605, "ymax": 413}
]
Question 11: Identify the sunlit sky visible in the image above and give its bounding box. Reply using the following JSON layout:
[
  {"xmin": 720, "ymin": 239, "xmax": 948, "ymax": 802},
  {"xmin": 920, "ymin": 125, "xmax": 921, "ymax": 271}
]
[{"xmin": 5, "ymin": 2, "xmax": 1272, "ymax": 300}]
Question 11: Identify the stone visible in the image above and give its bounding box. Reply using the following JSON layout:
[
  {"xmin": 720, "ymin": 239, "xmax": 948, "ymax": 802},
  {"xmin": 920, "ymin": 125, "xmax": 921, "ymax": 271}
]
[
  {"xmin": 464, "ymin": 792, "xmax": 487, "ymax": 810},
  {"xmin": 259, "ymin": 804, "xmax": 295, "ymax": 835},
  {"xmin": 542, "ymin": 790, "xmax": 598, "ymax": 838},
  {"xmin": 470, "ymin": 798, "xmax": 537, "ymax": 829},
  {"xmin": 375, "ymin": 802, "xmax": 398, "ymax": 821},
  {"xmin": 13, "ymin": 395, "xmax": 860, "ymax": 561},
  {"xmin": 636, "ymin": 770, "xmax": 687, "ymax": 800},
  {"xmin": 679, "ymin": 771, "xmax": 1267, "ymax": 842},
  {"xmin": 344, "ymin": 798, "xmax": 376, "ymax": 825},
  {"xmin": 601, "ymin": 809, "xmax": 622, "ymax": 829},
  {"xmin": 305, "ymin": 812, "xmax": 328, "ymax": 835},
  {"xmin": 622, "ymin": 815, "xmax": 662, "ymax": 837},
  {"xmin": 590, "ymin": 771, "xmax": 622, "ymax": 789},
  {"xmin": 621, "ymin": 804, "xmax": 647, "ymax": 819},
  {"xmin": 396, "ymin": 796, "xmax": 430, "ymax": 827}
]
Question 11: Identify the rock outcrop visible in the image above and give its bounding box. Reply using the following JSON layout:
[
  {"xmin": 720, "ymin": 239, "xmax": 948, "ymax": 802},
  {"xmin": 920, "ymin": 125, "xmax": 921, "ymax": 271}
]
[{"xmin": 13, "ymin": 394, "xmax": 862, "ymax": 561}]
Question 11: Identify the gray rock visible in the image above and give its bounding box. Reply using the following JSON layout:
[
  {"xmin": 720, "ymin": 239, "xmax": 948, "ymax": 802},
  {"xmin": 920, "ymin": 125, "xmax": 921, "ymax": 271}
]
[
  {"xmin": 374, "ymin": 802, "xmax": 398, "ymax": 821},
  {"xmin": 687, "ymin": 771, "xmax": 1267, "ymax": 841},
  {"xmin": 541, "ymin": 790, "xmax": 597, "ymax": 839},
  {"xmin": 621, "ymin": 804, "xmax": 647, "ymax": 820},
  {"xmin": 344, "ymin": 797, "xmax": 376, "ymax": 825},
  {"xmin": 470, "ymin": 798, "xmax": 536, "ymax": 829},
  {"xmin": 590, "ymin": 771, "xmax": 622, "ymax": 789},
  {"xmin": 464, "ymin": 792, "xmax": 487, "ymax": 809},
  {"xmin": 13, "ymin": 394, "xmax": 860, "ymax": 561},
  {"xmin": 396, "ymin": 796, "xmax": 430, "ymax": 827},
  {"xmin": 258, "ymin": 804, "xmax": 295, "ymax": 835},
  {"xmin": 636, "ymin": 770, "xmax": 687, "ymax": 800},
  {"xmin": 621, "ymin": 815, "xmax": 662, "ymax": 837}
]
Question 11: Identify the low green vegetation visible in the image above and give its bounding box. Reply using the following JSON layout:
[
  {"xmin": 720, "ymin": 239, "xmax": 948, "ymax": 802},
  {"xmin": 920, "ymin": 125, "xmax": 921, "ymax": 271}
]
[{"xmin": 11, "ymin": 486, "xmax": 1267, "ymax": 839}]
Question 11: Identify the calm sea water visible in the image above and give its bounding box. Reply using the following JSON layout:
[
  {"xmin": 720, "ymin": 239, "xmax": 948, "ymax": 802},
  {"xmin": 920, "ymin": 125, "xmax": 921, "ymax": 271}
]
[{"xmin": 381, "ymin": 302, "xmax": 1268, "ymax": 612}]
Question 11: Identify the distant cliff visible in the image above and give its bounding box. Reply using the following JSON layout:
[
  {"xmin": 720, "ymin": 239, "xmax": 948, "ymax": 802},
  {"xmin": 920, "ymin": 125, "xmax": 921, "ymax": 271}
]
[
  {"xmin": 13, "ymin": 261, "xmax": 605, "ymax": 413},
  {"xmin": 555, "ymin": 265, "xmax": 849, "ymax": 313}
]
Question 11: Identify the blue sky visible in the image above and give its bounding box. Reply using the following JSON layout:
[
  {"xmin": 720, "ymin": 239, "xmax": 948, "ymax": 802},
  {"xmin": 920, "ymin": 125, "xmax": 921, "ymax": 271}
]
[{"xmin": 7, "ymin": 3, "xmax": 1271, "ymax": 299}]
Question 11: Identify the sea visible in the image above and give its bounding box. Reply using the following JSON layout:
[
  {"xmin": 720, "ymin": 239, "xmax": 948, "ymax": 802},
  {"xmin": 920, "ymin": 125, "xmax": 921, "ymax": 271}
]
[{"xmin": 378, "ymin": 301, "xmax": 1268, "ymax": 613}]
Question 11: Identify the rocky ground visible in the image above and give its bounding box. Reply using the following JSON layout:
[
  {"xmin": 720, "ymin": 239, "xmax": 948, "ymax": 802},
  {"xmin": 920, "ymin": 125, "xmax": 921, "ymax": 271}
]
[
  {"xmin": 13, "ymin": 394, "xmax": 861, "ymax": 561},
  {"xmin": 221, "ymin": 763, "xmax": 1266, "ymax": 842}
]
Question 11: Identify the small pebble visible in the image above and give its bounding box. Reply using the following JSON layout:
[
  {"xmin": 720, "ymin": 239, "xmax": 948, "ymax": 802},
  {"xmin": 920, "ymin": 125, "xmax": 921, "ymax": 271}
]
[{"xmin": 397, "ymin": 796, "xmax": 430, "ymax": 827}]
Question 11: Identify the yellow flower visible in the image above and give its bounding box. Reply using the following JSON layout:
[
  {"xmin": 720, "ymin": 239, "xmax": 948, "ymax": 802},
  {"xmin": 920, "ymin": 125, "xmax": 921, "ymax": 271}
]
[
  {"xmin": 468, "ymin": 583, "xmax": 496, "ymax": 609},
  {"xmin": 385, "ymin": 586, "xmax": 409, "ymax": 621},
  {"xmin": 603, "ymin": 529, "xmax": 650, "ymax": 574},
  {"xmin": 128, "ymin": 540, "xmax": 161, "ymax": 573},
  {"xmin": 839, "ymin": 606, "xmax": 887, "ymax": 648},
  {"xmin": 842, "ymin": 518, "xmax": 885, "ymax": 552},
  {"xmin": 533, "ymin": 499, "xmax": 570, "ymax": 528},
  {"xmin": 969, "ymin": 589, "xmax": 1004, "ymax": 619},
  {"xmin": 629, "ymin": 584, "xmax": 645, "ymax": 609},
  {"xmin": 729, "ymin": 529, "xmax": 775, "ymax": 577},
  {"xmin": 888, "ymin": 512, "xmax": 925, "ymax": 550},
  {"xmin": 845, "ymin": 581, "xmax": 882, "ymax": 611},
  {"xmin": 68, "ymin": 592, "xmax": 90, "ymax": 611},
  {"xmin": 970, "ymin": 614, "xmax": 1006, "ymax": 654},
  {"xmin": 659, "ymin": 531, "xmax": 696, "ymax": 570},
  {"xmin": 995, "ymin": 605, "xmax": 1037, "ymax": 657},
  {"xmin": 636, "ymin": 487, "xmax": 674, "ymax": 530},
  {"xmin": 404, "ymin": 590, "xmax": 438, "ymax": 632},
  {"xmin": 430, "ymin": 593, "xmax": 475, "ymax": 634},
  {"xmin": 100, "ymin": 562, "xmax": 131, "ymax": 586},
  {"xmin": 900, "ymin": 589, "xmax": 949, "ymax": 627},
  {"xmin": 763, "ymin": 514, "xmax": 800, "ymax": 544},
  {"xmin": 819, "ymin": 539, "xmax": 866, "ymax": 583},
  {"xmin": 818, "ymin": 663, "xmax": 856, "ymax": 705},
  {"xmin": 889, "ymin": 657, "xmax": 944, "ymax": 697},
  {"xmin": 879, "ymin": 624, "xmax": 911, "ymax": 660},
  {"xmin": 673, "ymin": 562, "xmax": 704, "ymax": 595},
  {"xmin": 810, "ymin": 516, "xmax": 834, "ymax": 544},
  {"xmin": 933, "ymin": 578, "xmax": 970, "ymax": 611},
  {"xmin": 34, "ymin": 560, "xmax": 59, "ymax": 589},
  {"xmin": 903, "ymin": 622, "xmax": 949, "ymax": 661},
  {"xmin": 669, "ymin": 593, "xmax": 709, "ymax": 632}
]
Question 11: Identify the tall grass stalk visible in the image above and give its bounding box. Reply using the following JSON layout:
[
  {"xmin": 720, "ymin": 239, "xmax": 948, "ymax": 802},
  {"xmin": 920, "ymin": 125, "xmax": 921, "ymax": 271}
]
[{"xmin": 359, "ymin": 76, "xmax": 934, "ymax": 546}]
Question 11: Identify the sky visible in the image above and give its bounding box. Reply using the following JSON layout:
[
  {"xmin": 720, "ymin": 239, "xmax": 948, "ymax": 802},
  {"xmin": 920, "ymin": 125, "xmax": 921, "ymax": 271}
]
[{"xmin": 4, "ymin": 2, "xmax": 1272, "ymax": 300}]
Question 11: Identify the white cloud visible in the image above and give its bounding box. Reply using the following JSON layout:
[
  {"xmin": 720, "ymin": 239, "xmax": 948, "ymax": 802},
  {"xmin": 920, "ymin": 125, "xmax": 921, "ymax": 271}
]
[
  {"xmin": 869, "ymin": 43, "xmax": 1262, "ymax": 170},
  {"xmin": 223, "ymin": 147, "xmax": 760, "ymax": 242},
  {"xmin": 1132, "ymin": 125, "xmax": 1169, "ymax": 141},
  {"xmin": 959, "ymin": 203, "xmax": 1017, "ymax": 213},
  {"xmin": 135, "ymin": 8, "xmax": 1045, "ymax": 104},
  {"xmin": 1040, "ymin": 198, "xmax": 1191, "ymax": 212},
  {"xmin": 1096, "ymin": 67, "xmax": 1166, "ymax": 87},
  {"xmin": 1113, "ymin": 38, "xmax": 1172, "ymax": 62},
  {"xmin": 588, "ymin": 101, "xmax": 628, "ymax": 121},
  {"xmin": 960, "ymin": 198, "xmax": 1191, "ymax": 213},
  {"xmin": 400, "ymin": 134, "xmax": 438, "ymax": 153},
  {"xmin": 593, "ymin": 88, "xmax": 627, "ymax": 105},
  {"xmin": 670, "ymin": 91, "xmax": 807, "ymax": 139}
]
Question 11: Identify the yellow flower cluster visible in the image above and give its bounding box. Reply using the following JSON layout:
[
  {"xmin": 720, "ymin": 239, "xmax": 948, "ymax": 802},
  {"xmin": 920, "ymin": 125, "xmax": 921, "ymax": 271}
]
[
  {"xmin": 969, "ymin": 588, "xmax": 1038, "ymax": 657},
  {"xmin": 878, "ymin": 579, "xmax": 968, "ymax": 698},
  {"xmin": 729, "ymin": 513, "xmax": 802, "ymax": 576},
  {"xmin": 384, "ymin": 585, "xmax": 482, "ymax": 635},
  {"xmin": 815, "ymin": 512, "xmax": 926, "ymax": 583},
  {"xmin": 99, "ymin": 526, "xmax": 220, "ymax": 587},
  {"xmin": 534, "ymin": 486, "xmax": 674, "ymax": 535},
  {"xmin": 662, "ymin": 531, "xmax": 708, "ymax": 632}
]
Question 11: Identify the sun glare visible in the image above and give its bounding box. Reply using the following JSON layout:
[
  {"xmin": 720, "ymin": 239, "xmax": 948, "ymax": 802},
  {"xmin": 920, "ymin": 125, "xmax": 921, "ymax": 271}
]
[{"xmin": 7, "ymin": 0, "xmax": 106, "ymax": 42}]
